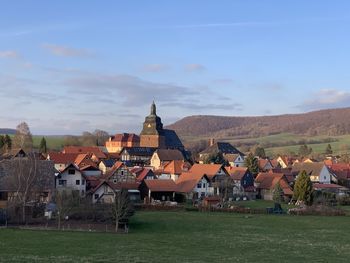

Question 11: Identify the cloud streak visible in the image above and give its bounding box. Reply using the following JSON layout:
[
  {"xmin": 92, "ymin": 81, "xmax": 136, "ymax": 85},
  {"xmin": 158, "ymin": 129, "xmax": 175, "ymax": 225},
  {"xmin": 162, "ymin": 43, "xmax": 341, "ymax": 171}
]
[
  {"xmin": 0, "ymin": 50, "xmax": 20, "ymax": 58},
  {"xmin": 42, "ymin": 43, "xmax": 93, "ymax": 58},
  {"xmin": 299, "ymin": 89, "xmax": 350, "ymax": 110}
]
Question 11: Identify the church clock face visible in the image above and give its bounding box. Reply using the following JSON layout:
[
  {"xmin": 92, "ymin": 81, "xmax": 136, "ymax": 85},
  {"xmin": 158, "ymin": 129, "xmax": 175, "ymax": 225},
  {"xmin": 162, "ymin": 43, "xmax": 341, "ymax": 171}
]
[{"xmin": 148, "ymin": 124, "xmax": 152, "ymax": 128}]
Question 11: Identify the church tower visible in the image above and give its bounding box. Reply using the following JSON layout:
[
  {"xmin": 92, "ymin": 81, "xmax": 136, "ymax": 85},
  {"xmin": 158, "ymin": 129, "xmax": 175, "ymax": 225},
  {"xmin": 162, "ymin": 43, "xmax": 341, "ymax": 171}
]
[{"xmin": 140, "ymin": 102, "xmax": 166, "ymax": 148}]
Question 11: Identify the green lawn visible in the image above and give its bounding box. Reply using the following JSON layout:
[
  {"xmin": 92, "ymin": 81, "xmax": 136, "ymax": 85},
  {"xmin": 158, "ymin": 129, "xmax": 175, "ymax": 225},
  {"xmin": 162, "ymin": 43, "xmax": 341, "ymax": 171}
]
[{"xmin": 1, "ymin": 211, "xmax": 350, "ymax": 262}]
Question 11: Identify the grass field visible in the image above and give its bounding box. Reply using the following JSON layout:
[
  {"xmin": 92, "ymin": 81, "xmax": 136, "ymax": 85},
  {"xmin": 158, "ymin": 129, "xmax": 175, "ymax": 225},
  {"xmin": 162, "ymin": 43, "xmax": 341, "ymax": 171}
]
[{"xmin": 1, "ymin": 211, "xmax": 350, "ymax": 262}]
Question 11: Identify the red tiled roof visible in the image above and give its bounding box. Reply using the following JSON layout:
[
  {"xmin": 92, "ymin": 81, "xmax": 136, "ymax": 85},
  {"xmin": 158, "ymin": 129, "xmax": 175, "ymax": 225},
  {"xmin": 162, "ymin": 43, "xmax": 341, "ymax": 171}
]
[
  {"xmin": 163, "ymin": 160, "xmax": 190, "ymax": 175},
  {"xmin": 176, "ymin": 172, "xmax": 207, "ymax": 193},
  {"xmin": 111, "ymin": 133, "xmax": 140, "ymax": 143},
  {"xmin": 313, "ymin": 183, "xmax": 348, "ymax": 190},
  {"xmin": 48, "ymin": 152, "xmax": 79, "ymax": 164},
  {"xmin": 255, "ymin": 173, "xmax": 293, "ymax": 196},
  {"xmin": 144, "ymin": 179, "xmax": 177, "ymax": 192},
  {"xmin": 63, "ymin": 146, "xmax": 107, "ymax": 159},
  {"xmin": 189, "ymin": 164, "xmax": 225, "ymax": 180},
  {"xmin": 227, "ymin": 167, "xmax": 248, "ymax": 180}
]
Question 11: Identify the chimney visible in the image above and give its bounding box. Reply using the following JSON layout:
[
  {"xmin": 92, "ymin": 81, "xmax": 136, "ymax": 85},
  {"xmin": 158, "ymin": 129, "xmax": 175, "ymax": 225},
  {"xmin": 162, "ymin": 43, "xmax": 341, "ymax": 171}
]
[{"xmin": 209, "ymin": 138, "xmax": 215, "ymax": 147}]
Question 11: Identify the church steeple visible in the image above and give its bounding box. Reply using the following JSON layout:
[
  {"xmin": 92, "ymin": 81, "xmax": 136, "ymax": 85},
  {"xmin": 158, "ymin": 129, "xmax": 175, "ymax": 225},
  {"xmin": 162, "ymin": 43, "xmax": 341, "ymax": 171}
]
[{"xmin": 150, "ymin": 101, "xmax": 156, "ymax": 116}]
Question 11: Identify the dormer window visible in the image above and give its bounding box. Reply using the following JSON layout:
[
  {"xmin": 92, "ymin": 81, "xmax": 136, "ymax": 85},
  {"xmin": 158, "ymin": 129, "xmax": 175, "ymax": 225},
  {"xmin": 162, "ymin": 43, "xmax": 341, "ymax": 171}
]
[{"xmin": 68, "ymin": 169, "xmax": 75, "ymax": 175}]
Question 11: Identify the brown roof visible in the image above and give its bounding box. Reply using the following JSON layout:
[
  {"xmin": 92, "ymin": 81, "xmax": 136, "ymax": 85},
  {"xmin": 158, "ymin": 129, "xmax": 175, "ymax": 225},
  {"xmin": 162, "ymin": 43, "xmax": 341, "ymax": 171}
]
[
  {"xmin": 110, "ymin": 133, "xmax": 140, "ymax": 143},
  {"xmin": 227, "ymin": 167, "xmax": 248, "ymax": 180},
  {"xmin": 74, "ymin": 153, "xmax": 97, "ymax": 168},
  {"xmin": 48, "ymin": 152, "xmax": 79, "ymax": 164},
  {"xmin": 291, "ymin": 162, "xmax": 326, "ymax": 177},
  {"xmin": 154, "ymin": 149, "xmax": 184, "ymax": 161},
  {"xmin": 163, "ymin": 160, "xmax": 191, "ymax": 175},
  {"xmin": 255, "ymin": 173, "xmax": 293, "ymax": 196},
  {"xmin": 258, "ymin": 159, "xmax": 273, "ymax": 170},
  {"xmin": 144, "ymin": 179, "xmax": 177, "ymax": 192},
  {"xmin": 130, "ymin": 167, "xmax": 155, "ymax": 182},
  {"xmin": 176, "ymin": 172, "xmax": 207, "ymax": 193},
  {"xmin": 63, "ymin": 146, "xmax": 107, "ymax": 159},
  {"xmin": 189, "ymin": 164, "xmax": 226, "ymax": 180}
]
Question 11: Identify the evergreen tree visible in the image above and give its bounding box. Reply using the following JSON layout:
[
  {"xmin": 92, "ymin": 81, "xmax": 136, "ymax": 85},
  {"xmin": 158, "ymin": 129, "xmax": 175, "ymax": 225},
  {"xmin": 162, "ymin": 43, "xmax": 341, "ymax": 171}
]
[
  {"xmin": 293, "ymin": 170, "xmax": 313, "ymax": 205},
  {"xmin": 39, "ymin": 137, "xmax": 47, "ymax": 153},
  {"xmin": 298, "ymin": 144, "xmax": 312, "ymax": 157},
  {"xmin": 205, "ymin": 151, "xmax": 228, "ymax": 165},
  {"xmin": 254, "ymin": 146, "xmax": 266, "ymax": 158},
  {"xmin": 4, "ymin": 134, "xmax": 12, "ymax": 151},
  {"xmin": 273, "ymin": 182, "xmax": 285, "ymax": 204},
  {"xmin": 0, "ymin": 135, "xmax": 4, "ymax": 149},
  {"xmin": 325, "ymin": 144, "xmax": 333, "ymax": 155},
  {"xmin": 244, "ymin": 153, "xmax": 259, "ymax": 176}
]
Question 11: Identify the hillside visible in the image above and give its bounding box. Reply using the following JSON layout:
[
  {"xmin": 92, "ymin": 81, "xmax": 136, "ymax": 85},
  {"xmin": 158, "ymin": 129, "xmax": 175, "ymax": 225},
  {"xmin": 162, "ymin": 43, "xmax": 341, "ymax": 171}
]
[
  {"xmin": 0, "ymin": 128, "xmax": 16, "ymax": 135},
  {"xmin": 166, "ymin": 108, "xmax": 350, "ymax": 139}
]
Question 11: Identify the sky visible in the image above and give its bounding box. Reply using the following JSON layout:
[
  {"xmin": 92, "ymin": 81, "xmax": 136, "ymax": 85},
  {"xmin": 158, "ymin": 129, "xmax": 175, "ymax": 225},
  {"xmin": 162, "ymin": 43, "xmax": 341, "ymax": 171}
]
[{"xmin": 1, "ymin": 0, "xmax": 350, "ymax": 135}]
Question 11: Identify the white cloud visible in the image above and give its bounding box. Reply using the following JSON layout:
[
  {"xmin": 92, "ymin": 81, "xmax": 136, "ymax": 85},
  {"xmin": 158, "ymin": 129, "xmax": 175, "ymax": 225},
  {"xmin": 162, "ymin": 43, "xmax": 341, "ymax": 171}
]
[
  {"xmin": 42, "ymin": 43, "xmax": 93, "ymax": 57},
  {"xmin": 300, "ymin": 89, "xmax": 350, "ymax": 110},
  {"xmin": 185, "ymin": 64, "xmax": 206, "ymax": 72},
  {"xmin": 0, "ymin": 50, "xmax": 20, "ymax": 58}
]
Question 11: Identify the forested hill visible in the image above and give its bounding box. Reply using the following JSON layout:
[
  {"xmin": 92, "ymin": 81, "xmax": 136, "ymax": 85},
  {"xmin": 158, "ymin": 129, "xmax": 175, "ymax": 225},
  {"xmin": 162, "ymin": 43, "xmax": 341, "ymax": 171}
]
[
  {"xmin": 166, "ymin": 108, "xmax": 350, "ymax": 138},
  {"xmin": 0, "ymin": 128, "xmax": 16, "ymax": 135}
]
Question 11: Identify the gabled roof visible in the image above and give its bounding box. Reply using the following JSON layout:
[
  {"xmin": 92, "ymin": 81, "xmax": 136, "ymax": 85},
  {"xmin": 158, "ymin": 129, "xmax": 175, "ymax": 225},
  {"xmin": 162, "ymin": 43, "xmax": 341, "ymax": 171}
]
[
  {"xmin": 154, "ymin": 149, "xmax": 184, "ymax": 161},
  {"xmin": 92, "ymin": 180, "xmax": 140, "ymax": 194},
  {"xmin": 63, "ymin": 146, "xmax": 106, "ymax": 159},
  {"xmin": 59, "ymin": 163, "xmax": 81, "ymax": 174},
  {"xmin": 163, "ymin": 129, "xmax": 184, "ymax": 149},
  {"xmin": 291, "ymin": 162, "xmax": 327, "ymax": 177},
  {"xmin": 100, "ymin": 159, "xmax": 116, "ymax": 168},
  {"xmin": 255, "ymin": 172, "xmax": 293, "ymax": 196},
  {"xmin": 200, "ymin": 142, "xmax": 244, "ymax": 156},
  {"xmin": 130, "ymin": 167, "xmax": 155, "ymax": 182},
  {"xmin": 48, "ymin": 152, "xmax": 79, "ymax": 164},
  {"xmin": 163, "ymin": 160, "xmax": 191, "ymax": 175},
  {"xmin": 110, "ymin": 133, "xmax": 140, "ymax": 143},
  {"xmin": 122, "ymin": 147, "xmax": 156, "ymax": 157},
  {"xmin": 189, "ymin": 164, "xmax": 226, "ymax": 180},
  {"xmin": 176, "ymin": 172, "xmax": 208, "ymax": 193},
  {"xmin": 258, "ymin": 159, "xmax": 273, "ymax": 170},
  {"xmin": 144, "ymin": 179, "xmax": 177, "ymax": 192},
  {"xmin": 227, "ymin": 167, "xmax": 249, "ymax": 180}
]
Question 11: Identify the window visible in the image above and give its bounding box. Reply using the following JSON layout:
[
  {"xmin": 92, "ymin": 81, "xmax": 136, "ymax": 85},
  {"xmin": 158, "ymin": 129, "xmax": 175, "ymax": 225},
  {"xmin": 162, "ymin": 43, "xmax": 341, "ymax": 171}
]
[
  {"xmin": 94, "ymin": 194, "xmax": 99, "ymax": 199},
  {"xmin": 324, "ymin": 176, "xmax": 327, "ymax": 180},
  {"xmin": 113, "ymin": 179, "xmax": 118, "ymax": 184},
  {"xmin": 202, "ymin": 183, "xmax": 206, "ymax": 188},
  {"xmin": 76, "ymin": 180, "xmax": 80, "ymax": 185},
  {"xmin": 82, "ymin": 179, "xmax": 85, "ymax": 185},
  {"xmin": 197, "ymin": 183, "xmax": 202, "ymax": 188},
  {"xmin": 58, "ymin": 180, "xmax": 66, "ymax": 186},
  {"xmin": 121, "ymin": 170, "xmax": 124, "ymax": 176},
  {"xmin": 68, "ymin": 169, "xmax": 75, "ymax": 175}
]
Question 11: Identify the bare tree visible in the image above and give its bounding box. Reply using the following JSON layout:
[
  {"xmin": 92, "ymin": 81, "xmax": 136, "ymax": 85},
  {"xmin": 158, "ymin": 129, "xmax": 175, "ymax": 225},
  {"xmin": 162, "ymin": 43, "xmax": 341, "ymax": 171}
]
[
  {"xmin": 6, "ymin": 153, "xmax": 53, "ymax": 223},
  {"xmin": 54, "ymin": 189, "xmax": 80, "ymax": 230},
  {"xmin": 13, "ymin": 122, "xmax": 33, "ymax": 151},
  {"xmin": 93, "ymin": 129, "xmax": 110, "ymax": 146},
  {"xmin": 112, "ymin": 189, "xmax": 134, "ymax": 233}
]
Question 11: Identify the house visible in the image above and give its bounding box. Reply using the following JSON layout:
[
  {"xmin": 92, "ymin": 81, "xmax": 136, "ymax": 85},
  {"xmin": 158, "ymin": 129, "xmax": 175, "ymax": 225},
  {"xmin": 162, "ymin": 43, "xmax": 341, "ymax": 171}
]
[
  {"xmin": 176, "ymin": 172, "xmax": 212, "ymax": 200},
  {"xmin": 56, "ymin": 163, "xmax": 86, "ymax": 197},
  {"xmin": 258, "ymin": 159, "xmax": 273, "ymax": 172},
  {"xmin": 99, "ymin": 159, "xmax": 116, "ymax": 174},
  {"xmin": 62, "ymin": 146, "xmax": 107, "ymax": 162},
  {"xmin": 91, "ymin": 181, "xmax": 140, "ymax": 204},
  {"xmin": 120, "ymin": 147, "xmax": 156, "ymax": 166},
  {"xmin": 74, "ymin": 153, "xmax": 97, "ymax": 169},
  {"xmin": 158, "ymin": 160, "xmax": 191, "ymax": 181},
  {"xmin": 0, "ymin": 157, "xmax": 55, "ymax": 209},
  {"xmin": 47, "ymin": 152, "xmax": 79, "ymax": 171},
  {"xmin": 276, "ymin": 156, "xmax": 297, "ymax": 168},
  {"xmin": 105, "ymin": 133, "xmax": 140, "ymax": 153},
  {"xmin": 291, "ymin": 162, "xmax": 337, "ymax": 184},
  {"xmin": 130, "ymin": 167, "xmax": 156, "ymax": 182},
  {"xmin": 140, "ymin": 179, "xmax": 178, "ymax": 202},
  {"xmin": 329, "ymin": 163, "xmax": 350, "ymax": 187},
  {"xmin": 198, "ymin": 140, "xmax": 245, "ymax": 166},
  {"xmin": 104, "ymin": 162, "xmax": 137, "ymax": 184},
  {"xmin": 188, "ymin": 164, "xmax": 230, "ymax": 196},
  {"xmin": 254, "ymin": 173, "xmax": 293, "ymax": 201},
  {"xmin": 227, "ymin": 167, "xmax": 255, "ymax": 198},
  {"xmin": 80, "ymin": 165, "xmax": 101, "ymax": 177},
  {"xmin": 150, "ymin": 149, "xmax": 184, "ymax": 170},
  {"xmin": 1, "ymin": 148, "xmax": 28, "ymax": 159}
]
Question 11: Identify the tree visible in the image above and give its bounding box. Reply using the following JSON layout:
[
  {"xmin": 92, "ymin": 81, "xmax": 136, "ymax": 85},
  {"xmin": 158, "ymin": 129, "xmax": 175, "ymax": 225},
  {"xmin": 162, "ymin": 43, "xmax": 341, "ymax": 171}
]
[
  {"xmin": 4, "ymin": 134, "xmax": 12, "ymax": 151},
  {"xmin": 112, "ymin": 189, "xmax": 134, "ymax": 233},
  {"xmin": 204, "ymin": 151, "xmax": 228, "ymax": 165},
  {"xmin": 293, "ymin": 170, "xmax": 313, "ymax": 205},
  {"xmin": 63, "ymin": 135, "xmax": 81, "ymax": 146},
  {"xmin": 0, "ymin": 135, "xmax": 4, "ymax": 152},
  {"xmin": 325, "ymin": 144, "xmax": 333, "ymax": 155},
  {"xmin": 244, "ymin": 153, "xmax": 259, "ymax": 176},
  {"xmin": 13, "ymin": 122, "xmax": 33, "ymax": 151},
  {"xmin": 80, "ymin": 132, "xmax": 97, "ymax": 146},
  {"xmin": 298, "ymin": 144, "xmax": 312, "ymax": 157},
  {"xmin": 39, "ymin": 137, "xmax": 47, "ymax": 153},
  {"xmin": 93, "ymin": 129, "xmax": 110, "ymax": 146},
  {"xmin": 54, "ymin": 189, "xmax": 80, "ymax": 230},
  {"xmin": 254, "ymin": 146, "xmax": 266, "ymax": 159},
  {"xmin": 273, "ymin": 182, "xmax": 284, "ymax": 204}
]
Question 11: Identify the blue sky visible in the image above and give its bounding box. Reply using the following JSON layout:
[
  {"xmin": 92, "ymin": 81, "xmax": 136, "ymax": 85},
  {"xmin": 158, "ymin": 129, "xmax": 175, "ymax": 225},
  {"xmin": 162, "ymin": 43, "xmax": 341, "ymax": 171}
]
[{"xmin": 1, "ymin": 1, "xmax": 350, "ymax": 134}]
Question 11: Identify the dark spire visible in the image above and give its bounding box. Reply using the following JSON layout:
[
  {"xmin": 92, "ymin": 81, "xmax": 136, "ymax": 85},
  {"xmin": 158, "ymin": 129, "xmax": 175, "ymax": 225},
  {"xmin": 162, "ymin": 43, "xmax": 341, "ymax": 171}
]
[{"xmin": 150, "ymin": 101, "xmax": 156, "ymax": 116}]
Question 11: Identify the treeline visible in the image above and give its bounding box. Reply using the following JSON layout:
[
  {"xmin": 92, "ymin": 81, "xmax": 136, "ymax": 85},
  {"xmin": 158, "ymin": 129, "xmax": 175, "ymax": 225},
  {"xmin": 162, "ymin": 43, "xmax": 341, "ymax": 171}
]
[
  {"xmin": 168, "ymin": 107, "xmax": 350, "ymax": 137},
  {"xmin": 62, "ymin": 130, "xmax": 110, "ymax": 147}
]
